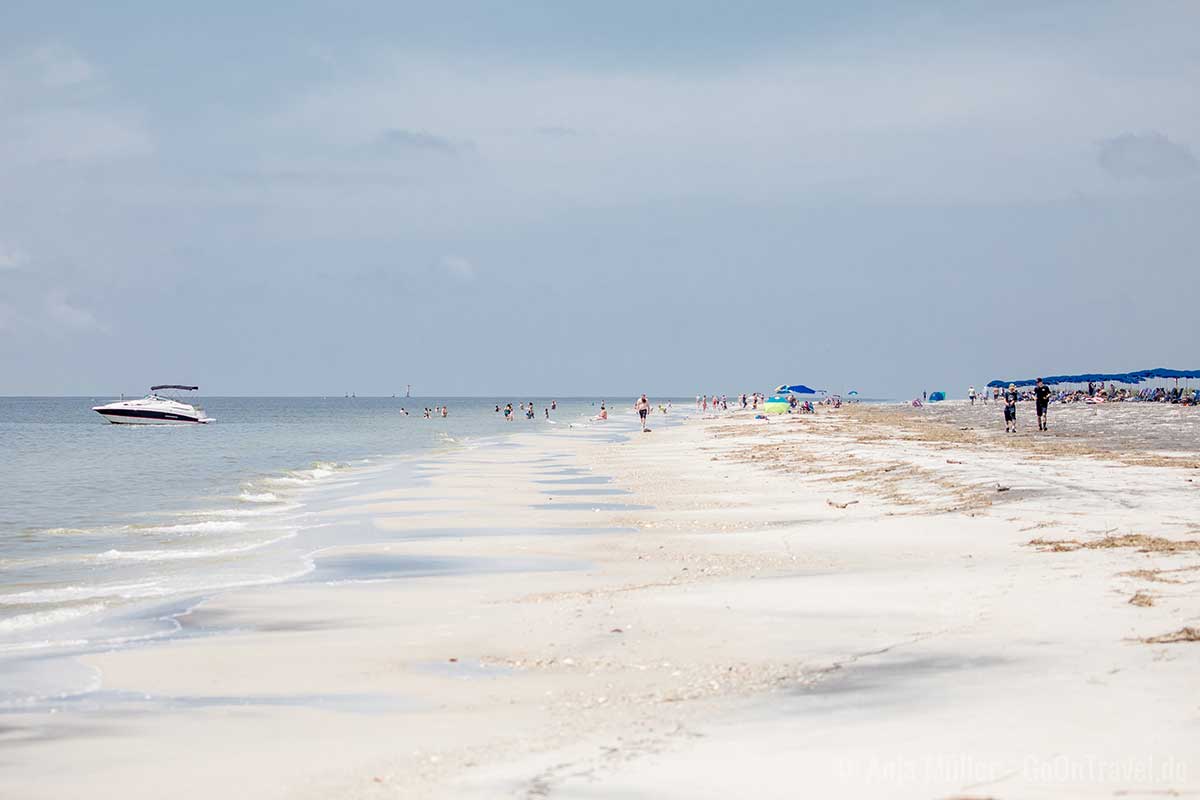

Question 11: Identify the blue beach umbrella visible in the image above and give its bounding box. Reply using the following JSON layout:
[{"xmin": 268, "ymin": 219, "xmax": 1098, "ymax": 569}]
[
  {"xmin": 775, "ymin": 384, "xmax": 817, "ymax": 394},
  {"xmin": 987, "ymin": 367, "xmax": 1200, "ymax": 389}
]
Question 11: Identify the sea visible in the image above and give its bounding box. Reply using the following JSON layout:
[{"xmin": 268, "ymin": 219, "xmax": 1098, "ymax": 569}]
[{"xmin": 0, "ymin": 395, "xmax": 662, "ymax": 703}]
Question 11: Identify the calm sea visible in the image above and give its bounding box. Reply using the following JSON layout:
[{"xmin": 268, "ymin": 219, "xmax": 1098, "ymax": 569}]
[{"xmin": 0, "ymin": 395, "xmax": 657, "ymax": 678}]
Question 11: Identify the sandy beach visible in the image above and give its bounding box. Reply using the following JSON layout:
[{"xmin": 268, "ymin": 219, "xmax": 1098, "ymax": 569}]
[{"xmin": 3, "ymin": 403, "xmax": 1198, "ymax": 798}]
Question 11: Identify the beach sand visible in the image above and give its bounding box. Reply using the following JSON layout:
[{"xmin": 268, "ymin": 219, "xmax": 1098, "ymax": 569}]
[{"xmin": 2, "ymin": 403, "xmax": 1198, "ymax": 798}]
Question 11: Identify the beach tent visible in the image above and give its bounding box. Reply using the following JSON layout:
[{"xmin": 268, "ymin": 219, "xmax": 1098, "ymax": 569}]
[
  {"xmin": 928, "ymin": 391, "xmax": 946, "ymax": 402},
  {"xmin": 986, "ymin": 367, "xmax": 1200, "ymax": 389},
  {"xmin": 775, "ymin": 384, "xmax": 816, "ymax": 394},
  {"xmin": 763, "ymin": 395, "xmax": 792, "ymax": 414}
]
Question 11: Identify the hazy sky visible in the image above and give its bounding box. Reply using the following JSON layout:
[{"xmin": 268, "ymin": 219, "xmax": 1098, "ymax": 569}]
[{"xmin": 2, "ymin": 1, "xmax": 1198, "ymax": 397}]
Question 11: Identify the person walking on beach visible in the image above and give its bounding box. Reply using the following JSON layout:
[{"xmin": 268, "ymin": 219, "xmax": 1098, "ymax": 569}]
[
  {"xmin": 1034, "ymin": 378, "xmax": 1051, "ymax": 431},
  {"xmin": 634, "ymin": 394, "xmax": 651, "ymax": 432},
  {"xmin": 969, "ymin": 385, "xmax": 977, "ymax": 405},
  {"xmin": 1003, "ymin": 383, "xmax": 1018, "ymax": 433}
]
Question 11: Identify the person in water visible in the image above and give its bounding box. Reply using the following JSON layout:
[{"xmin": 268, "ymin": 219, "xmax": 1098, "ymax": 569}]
[
  {"xmin": 634, "ymin": 394, "xmax": 651, "ymax": 431},
  {"xmin": 1003, "ymin": 383, "xmax": 1018, "ymax": 433},
  {"xmin": 1034, "ymin": 378, "xmax": 1051, "ymax": 431}
]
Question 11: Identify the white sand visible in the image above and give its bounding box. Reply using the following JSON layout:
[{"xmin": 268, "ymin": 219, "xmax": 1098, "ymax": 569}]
[{"xmin": 2, "ymin": 404, "xmax": 1197, "ymax": 798}]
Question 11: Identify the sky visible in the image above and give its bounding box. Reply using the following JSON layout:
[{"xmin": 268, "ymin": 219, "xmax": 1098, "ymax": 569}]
[{"xmin": 1, "ymin": 1, "xmax": 1198, "ymax": 397}]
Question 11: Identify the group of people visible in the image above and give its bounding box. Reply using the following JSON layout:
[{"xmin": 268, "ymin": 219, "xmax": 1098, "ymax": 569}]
[
  {"xmin": 994, "ymin": 380, "xmax": 1053, "ymax": 433},
  {"xmin": 494, "ymin": 400, "xmax": 558, "ymax": 421},
  {"xmin": 974, "ymin": 379, "xmax": 1200, "ymax": 434},
  {"xmin": 399, "ymin": 406, "xmax": 448, "ymax": 418},
  {"xmin": 961, "ymin": 377, "xmax": 1200, "ymax": 433},
  {"xmin": 696, "ymin": 393, "xmax": 767, "ymax": 413},
  {"xmin": 967, "ymin": 381, "xmax": 1200, "ymax": 409}
]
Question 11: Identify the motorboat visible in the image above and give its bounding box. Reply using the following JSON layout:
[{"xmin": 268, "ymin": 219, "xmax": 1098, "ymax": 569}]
[{"xmin": 93, "ymin": 385, "xmax": 214, "ymax": 424}]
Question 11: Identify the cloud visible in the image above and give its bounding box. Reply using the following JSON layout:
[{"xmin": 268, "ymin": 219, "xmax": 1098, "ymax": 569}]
[
  {"xmin": 374, "ymin": 128, "xmax": 469, "ymax": 156},
  {"xmin": 438, "ymin": 255, "xmax": 475, "ymax": 281},
  {"xmin": 2, "ymin": 108, "xmax": 152, "ymax": 164},
  {"xmin": 536, "ymin": 126, "xmax": 579, "ymax": 138},
  {"xmin": 45, "ymin": 290, "xmax": 104, "ymax": 331},
  {"xmin": 28, "ymin": 43, "xmax": 95, "ymax": 87},
  {"xmin": 0, "ymin": 242, "xmax": 28, "ymax": 270},
  {"xmin": 0, "ymin": 44, "xmax": 151, "ymax": 166},
  {"xmin": 1097, "ymin": 132, "xmax": 1199, "ymax": 181}
]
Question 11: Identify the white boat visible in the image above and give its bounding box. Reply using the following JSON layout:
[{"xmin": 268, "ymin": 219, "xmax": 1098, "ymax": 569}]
[{"xmin": 93, "ymin": 385, "xmax": 214, "ymax": 424}]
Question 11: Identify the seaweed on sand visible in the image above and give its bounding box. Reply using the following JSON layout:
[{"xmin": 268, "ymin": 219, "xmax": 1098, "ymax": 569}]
[
  {"xmin": 1142, "ymin": 627, "xmax": 1200, "ymax": 644},
  {"xmin": 1027, "ymin": 534, "xmax": 1200, "ymax": 554}
]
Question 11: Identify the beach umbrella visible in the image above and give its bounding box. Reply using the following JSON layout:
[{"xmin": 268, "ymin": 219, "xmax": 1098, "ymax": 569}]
[
  {"xmin": 847, "ymin": 390, "xmax": 859, "ymax": 396},
  {"xmin": 775, "ymin": 384, "xmax": 817, "ymax": 394},
  {"xmin": 992, "ymin": 368, "xmax": 1200, "ymax": 389}
]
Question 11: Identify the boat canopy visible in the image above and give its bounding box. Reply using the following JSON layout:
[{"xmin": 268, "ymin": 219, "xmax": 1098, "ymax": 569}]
[
  {"xmin": 986, "ymin": 368, "xmax": 1200, "ymax": 389},
  {"xmin": 150, "ymin": 385, "xmax": 199, "ymax": 391}
]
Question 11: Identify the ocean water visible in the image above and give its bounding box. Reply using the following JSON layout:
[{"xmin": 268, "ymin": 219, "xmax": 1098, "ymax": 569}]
[{"xmin": 0, "ymin": 395, "xmax": 657, "ymax": 675}]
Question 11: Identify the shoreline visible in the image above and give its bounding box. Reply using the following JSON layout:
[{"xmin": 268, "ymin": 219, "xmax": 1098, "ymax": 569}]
[{"xmin": 2, "ymin": 404, "xmax": 1198, "ymax": 798}]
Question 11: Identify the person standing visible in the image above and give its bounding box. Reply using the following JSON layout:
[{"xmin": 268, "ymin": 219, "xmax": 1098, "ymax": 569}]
[
  {"xmin": 1004, "ymin": 383, "xmax": 1018, "ymax": 433},
  {"xmin": 1034, "ymin": 378, "xmax": 1051, "ymax": 431},
  {"xmin": 634, "ymin": 394, "xmax": 651, "ymax": 432},
  {"xmin": 968, "ymin": 385, "xmax": 976, "ymax": 405}
]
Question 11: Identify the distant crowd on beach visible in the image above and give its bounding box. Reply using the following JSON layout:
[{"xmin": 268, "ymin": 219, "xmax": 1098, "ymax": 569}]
[
  {"xmin": 954, "ymin": 379, "xmax": 1200, "ymax": 435},
  {"xmin": 962, "ymin": 381, "xmax": 1200, "ymax": 407},
  {"xmin": 696, "ymin": 393, "xmax": 768, "ymax": 412}
]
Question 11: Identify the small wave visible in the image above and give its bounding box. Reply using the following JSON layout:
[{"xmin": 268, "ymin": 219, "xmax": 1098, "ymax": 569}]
[
  {"xmin": 94, "ymin": 533, "xmax": 296, "ymax": 563},
  {"xmin": 176, "ymin": 503, "xmax": 300, "ymax": 518},
  {"xmin": 239, "ymin": 491, "xmax": 282, "ymax": 504},
  {"xmin": 0, "ymin": 603, "xmax": 108, "ymax": 633},
  {"xmin": 263, "ymin": 461, "xmax": 350, "ymax": 487},
  {"xmin": 0, "ymin": 637, "xmax": 91, "ymax": 654},
  {"xmin": 137, "ymin": 520, "xmax": 249, "ymax": 535},
  {"xmin": 0, "ymin": 580, "xmax": 165, "ymax": 606},
  {"xmin": 0, "ymin": 559, "xmax": 318, "ymax": 607}
]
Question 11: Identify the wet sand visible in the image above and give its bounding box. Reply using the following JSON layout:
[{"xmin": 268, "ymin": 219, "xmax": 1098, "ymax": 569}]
[{"xmin": 1, "ymin": 403, "xmax": 1197, "ymax": 798}]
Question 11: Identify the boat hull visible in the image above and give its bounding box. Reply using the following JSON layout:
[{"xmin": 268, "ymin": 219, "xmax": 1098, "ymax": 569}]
[{"xmin": 93, "ymin": 407, "xmax": 209, "ymax": 424}]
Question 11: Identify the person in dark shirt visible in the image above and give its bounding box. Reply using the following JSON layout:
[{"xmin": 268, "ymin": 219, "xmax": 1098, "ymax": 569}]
[
  {"xmin": 1004, "ymin": 383, "xmax": 1019, "ymax": 433},
  {"xmin": 1034, "ymin": 378, "xmax": 1052, "ymax": 431}
]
